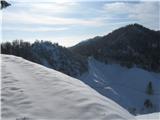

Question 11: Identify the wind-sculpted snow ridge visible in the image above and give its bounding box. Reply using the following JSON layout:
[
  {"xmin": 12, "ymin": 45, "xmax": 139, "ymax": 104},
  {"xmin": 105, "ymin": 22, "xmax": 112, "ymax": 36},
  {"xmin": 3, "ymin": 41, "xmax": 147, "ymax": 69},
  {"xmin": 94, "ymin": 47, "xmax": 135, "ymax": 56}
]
[{"xmin": 1, "ymin": 55, "xmax": 135, "ymax": 120}]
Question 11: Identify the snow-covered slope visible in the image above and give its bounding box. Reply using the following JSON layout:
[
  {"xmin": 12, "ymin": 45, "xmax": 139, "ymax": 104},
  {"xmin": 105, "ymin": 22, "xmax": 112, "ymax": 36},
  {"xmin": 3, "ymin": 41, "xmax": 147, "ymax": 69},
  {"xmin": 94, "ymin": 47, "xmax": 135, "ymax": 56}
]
[
  {"xmin": 80, "ymin": 58, "xmax": 160, "ymax": 114},
  {"xmin": 1, "ymin": 55, "xmax": 135, "ymax": 120},
  {"xmin": 136, "ymin": 112, "xmax": 160, "ymax": 120}
]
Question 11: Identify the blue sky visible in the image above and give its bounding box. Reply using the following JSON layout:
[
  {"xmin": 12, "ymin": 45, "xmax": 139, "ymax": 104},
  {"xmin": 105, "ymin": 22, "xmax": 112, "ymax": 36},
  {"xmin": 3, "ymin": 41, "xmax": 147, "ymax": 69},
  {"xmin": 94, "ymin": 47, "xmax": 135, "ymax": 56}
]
[{"xmin": 1, "ymin": 0, "xmax": 159, "ymax": 47}]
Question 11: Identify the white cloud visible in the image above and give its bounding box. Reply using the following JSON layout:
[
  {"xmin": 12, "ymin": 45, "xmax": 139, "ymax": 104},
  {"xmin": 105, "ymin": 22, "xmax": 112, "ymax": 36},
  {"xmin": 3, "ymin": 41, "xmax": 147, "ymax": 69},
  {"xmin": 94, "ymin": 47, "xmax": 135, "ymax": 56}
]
[
  {"xmin": 103, "ymin": 2, "xmax": 129, "ymax": 13},
  {"xmin": 3, "ymin": 11, "xmax": 104, "ymax": 26},
  {"xmin": 103, "ymin": 2, "xmax": 159, "ymax": 29},
  {"xmin": 9, "ymin": 0, "xmax": 74, "ymax": 3},
  {"xmin": 128, "ymin": 2, "xmax": 159, "ymax": 19},
  {"xmin": 28, "ymin": 2, "xmax": 79, "ymax": 14},
  {"xmin": 103, "ymin": 2, "xmax": 159, "ymax": 15},
  {"xmin": 3, "ymin": 26, "xmax": 69, "ymax": 32},
  {"xmin": 9, "ymin": 0, "xmax": 159, "ymax": 3},
  {"xmin": 2, "ymin": 1, "xmax": 104, "ymax": 28}
]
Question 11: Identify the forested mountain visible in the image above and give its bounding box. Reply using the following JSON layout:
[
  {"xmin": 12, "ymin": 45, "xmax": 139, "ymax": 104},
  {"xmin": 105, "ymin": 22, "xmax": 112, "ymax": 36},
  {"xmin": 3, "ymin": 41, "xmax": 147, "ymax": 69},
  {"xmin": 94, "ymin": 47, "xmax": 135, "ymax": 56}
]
[
  {"xmin": 70, "ymin": 24, "xmax": 160, "ymax": 72},
  {"xmin": 1, "ymin": 24, "xmax": 160, "ymax": 76},
  {"xmin": 1, "ymin": 40, "xmax": 87, "ymax": 77}
]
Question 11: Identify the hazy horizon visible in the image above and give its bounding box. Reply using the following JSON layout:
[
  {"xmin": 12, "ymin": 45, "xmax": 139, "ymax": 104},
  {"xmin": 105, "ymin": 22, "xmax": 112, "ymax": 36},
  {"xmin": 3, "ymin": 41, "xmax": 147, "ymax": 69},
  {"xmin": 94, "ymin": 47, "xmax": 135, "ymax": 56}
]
[{"xmin": 1, "ymin": 0, "xmax": 159, "ymax": 47}]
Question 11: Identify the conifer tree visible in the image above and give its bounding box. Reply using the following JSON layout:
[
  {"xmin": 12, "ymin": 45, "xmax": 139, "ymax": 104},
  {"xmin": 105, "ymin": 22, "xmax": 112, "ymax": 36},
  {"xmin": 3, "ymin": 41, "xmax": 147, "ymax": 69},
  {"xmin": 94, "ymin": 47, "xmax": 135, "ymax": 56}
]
[{"xmin": 146, "ymin": 81, "xmax": 153, "ymax": 95}]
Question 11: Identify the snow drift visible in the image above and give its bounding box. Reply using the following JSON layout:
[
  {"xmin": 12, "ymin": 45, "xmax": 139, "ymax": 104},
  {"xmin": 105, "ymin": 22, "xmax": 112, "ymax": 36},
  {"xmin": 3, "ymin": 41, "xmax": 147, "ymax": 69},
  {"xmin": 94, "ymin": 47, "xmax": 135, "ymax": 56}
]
[{"xmin": 1, "ymin": 55, "xmax": 135, "ymax": 120}]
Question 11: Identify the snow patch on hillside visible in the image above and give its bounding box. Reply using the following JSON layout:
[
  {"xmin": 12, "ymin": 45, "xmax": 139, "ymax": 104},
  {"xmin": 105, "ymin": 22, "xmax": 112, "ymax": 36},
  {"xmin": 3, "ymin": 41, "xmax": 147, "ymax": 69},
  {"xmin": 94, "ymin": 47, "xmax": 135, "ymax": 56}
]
[
  {"xmin": 80, "ymin": 58, "xmax": 160, "ymax": 114},
  {"xmin": 1, "ymin": 55, "xmax": 135, "ymax": 120}
]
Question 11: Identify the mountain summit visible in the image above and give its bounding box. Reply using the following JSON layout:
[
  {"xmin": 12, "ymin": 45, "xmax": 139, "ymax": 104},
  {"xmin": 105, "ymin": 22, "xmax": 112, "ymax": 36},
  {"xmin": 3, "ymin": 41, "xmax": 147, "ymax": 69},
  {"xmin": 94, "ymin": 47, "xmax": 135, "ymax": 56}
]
[{"xmin": 71, "ymin": 23, "xmax": 160, "ymax": 72}]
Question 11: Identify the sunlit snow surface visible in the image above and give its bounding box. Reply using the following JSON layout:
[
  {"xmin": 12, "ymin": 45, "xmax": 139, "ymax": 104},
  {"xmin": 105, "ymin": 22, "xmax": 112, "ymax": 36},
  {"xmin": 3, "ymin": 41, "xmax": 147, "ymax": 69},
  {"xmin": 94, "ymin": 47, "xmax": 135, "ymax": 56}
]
[{"xmin": 1, "ymin": 55, "xmax": 135, "ymax": 120}]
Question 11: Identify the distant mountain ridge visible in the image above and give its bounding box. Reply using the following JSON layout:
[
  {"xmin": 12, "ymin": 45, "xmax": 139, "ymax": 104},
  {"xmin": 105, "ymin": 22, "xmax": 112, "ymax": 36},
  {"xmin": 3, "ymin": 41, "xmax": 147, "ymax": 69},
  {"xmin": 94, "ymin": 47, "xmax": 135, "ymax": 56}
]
[
  {"xmin": 70, "ymin": 23, "xmax": 160, "ymax": 72},
  {"xmin": 1, "ymin": 24, "xmax": 159, "ymax": 75},
  {"xmin": 1, "ymin": 24, "xmax": 160, "ymax": 76}
]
